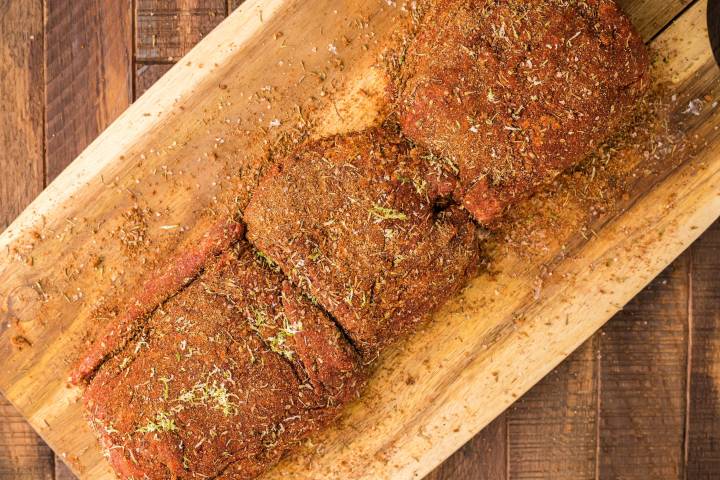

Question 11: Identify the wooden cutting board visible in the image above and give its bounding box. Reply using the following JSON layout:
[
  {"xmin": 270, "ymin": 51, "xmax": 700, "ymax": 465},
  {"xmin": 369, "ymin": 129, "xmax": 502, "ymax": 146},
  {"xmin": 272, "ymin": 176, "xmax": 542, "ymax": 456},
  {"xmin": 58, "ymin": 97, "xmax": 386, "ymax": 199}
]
[{"xmin": 0, "ymin": 0, "xmax": 718, "ymax": 478}]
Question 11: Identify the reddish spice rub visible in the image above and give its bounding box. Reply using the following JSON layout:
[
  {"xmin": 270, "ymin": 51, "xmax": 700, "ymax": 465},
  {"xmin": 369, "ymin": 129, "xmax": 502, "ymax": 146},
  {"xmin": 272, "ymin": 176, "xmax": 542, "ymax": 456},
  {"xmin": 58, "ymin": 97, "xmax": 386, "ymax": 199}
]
[
  {"xmin": 71, "ymin": 220, "xmax": 244, "ymax": 385},
  {"xmin": 397, "ymin": 0, "xmax": 649, "ymax": 223},
  {"xmin": 244, "ymin": 127, "xmax": 481, "ymax": 359},
  {"xmin": 82, "ymin": 241, "xmax": 362, "ymax": 480}
]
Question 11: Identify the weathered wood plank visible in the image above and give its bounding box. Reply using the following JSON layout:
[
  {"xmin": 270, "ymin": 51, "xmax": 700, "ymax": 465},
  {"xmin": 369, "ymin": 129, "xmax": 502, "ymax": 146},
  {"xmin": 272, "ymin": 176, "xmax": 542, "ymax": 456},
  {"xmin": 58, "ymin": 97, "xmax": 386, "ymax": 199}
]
[
  {"xmin": 427, "ymin": 346, "xmax": 601, "ymax": 480},
  {"xmin": 0, "ymin": 398, "xmax": 54, "ymax": 480},
  {"xmin": 616, "ymin": 0, "xmax": 694, "ymax": 41},
  {"xmin": 55, "ymin": 459, "xmax": 78, "ymax": 480},
  {"xmin": 229, "ymin": 0, "xmax": 245, "ymax": 11},
  {"xmin": 507, "ymin": 339, "xmax": 599, "ymax": 479},
  {"xmin": 0, "ymin": 0, "xmax": 44, "ymax": 230},
  {"xmin": 687, "ymin": 220, "xmax": 720, "ymax": 478},
  {"xmin": 598, "ymin": 256, "xmax": 689, "ymax": 479},
  {"xmin": 45, "ymin": 0, "xmax": 133, "ymax": 181},
  {"xmin": 425, "ymin": 415, "xmax": 507, "ymax": 480},
  {"xmin": 136, "ymin": 0, "xmax": 226, "ymax": 62},
  {"xmin": 134, "ymin": 1, "xmax": 233, "ymax": 98},
  {"xmin": 135, "ymin": 63, "xmax": 174, "ymax": 100},
  {"xmin": 0, "ymin": 1, "xmax": 52, "ymax": 479}
]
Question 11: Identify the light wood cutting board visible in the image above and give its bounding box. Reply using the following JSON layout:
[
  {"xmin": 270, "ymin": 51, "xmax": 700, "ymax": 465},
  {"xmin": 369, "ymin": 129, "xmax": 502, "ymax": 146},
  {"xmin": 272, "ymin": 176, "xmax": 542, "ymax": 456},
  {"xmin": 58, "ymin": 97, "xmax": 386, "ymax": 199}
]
[{"xmin": 0, "ymin": 1, "xmax": 718, "ymax": 478}]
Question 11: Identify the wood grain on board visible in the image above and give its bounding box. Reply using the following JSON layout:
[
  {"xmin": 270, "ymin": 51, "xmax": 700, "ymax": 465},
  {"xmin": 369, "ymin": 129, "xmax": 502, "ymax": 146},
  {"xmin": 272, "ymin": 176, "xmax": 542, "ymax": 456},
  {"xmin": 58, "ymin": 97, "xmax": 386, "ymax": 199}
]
[
  {"xmin": 0, "ymin": 1, "xmax": 718, "ymax": 479},
  {"xmin": 0, "ymin": 1, "xmax": 53, "ymax": 479}
]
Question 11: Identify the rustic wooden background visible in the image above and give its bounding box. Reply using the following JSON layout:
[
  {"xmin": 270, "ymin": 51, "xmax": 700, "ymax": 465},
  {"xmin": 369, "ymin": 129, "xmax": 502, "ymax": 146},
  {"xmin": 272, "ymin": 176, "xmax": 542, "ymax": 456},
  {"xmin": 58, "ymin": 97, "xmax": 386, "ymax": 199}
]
[{"xmin": 0, "ymin": 1, "xmax": 718, "ymax": 479}]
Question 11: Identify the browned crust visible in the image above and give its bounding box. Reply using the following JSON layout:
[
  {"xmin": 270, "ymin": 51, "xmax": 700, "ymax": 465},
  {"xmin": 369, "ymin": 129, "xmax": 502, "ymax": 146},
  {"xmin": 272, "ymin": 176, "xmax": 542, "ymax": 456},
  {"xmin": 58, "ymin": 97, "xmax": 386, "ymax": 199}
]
[
  {"xmin": 82, "ymin": 242, "xmax": 364, "ymax": 479},
  {"xmin": 397, "ymin": 0, "xmax": 650, "ymax": 224},
  {"xmin": 70, "ymin": 219, "xmax": 244, "ymax": 385},
  {"xmin": 244, "ymin": 127, "xmax": 480, "ymax": 359}
]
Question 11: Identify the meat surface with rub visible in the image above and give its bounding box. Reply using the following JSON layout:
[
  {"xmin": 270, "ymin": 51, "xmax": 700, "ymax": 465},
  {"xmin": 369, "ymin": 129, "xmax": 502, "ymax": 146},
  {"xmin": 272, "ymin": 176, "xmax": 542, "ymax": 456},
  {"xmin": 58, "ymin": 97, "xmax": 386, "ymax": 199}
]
[
  {"xmin": 244, "ymin": 127, "xmax": 481, "ymax": 359},
  {"xmin": 81, "ymin": 241, "xmax": 363, "ymax": 479},
  {"xmin": 397, "ymin": 0, "xmax": 649, "ymax": 223}
]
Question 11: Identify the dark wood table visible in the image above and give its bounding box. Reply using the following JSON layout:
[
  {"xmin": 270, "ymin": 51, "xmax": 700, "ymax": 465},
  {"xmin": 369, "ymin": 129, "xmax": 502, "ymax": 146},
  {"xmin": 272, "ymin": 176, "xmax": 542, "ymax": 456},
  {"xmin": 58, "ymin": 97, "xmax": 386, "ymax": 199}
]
[{"xmin": 1, "ymin": 1, "xmax": 718, "ymax": 479}]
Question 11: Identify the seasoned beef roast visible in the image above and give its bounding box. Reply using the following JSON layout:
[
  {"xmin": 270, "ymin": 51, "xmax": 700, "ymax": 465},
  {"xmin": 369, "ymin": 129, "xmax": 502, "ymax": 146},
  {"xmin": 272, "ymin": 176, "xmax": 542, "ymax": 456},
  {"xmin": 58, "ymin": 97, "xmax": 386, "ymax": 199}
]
[
  {"xmin": 80, "ymin": 240, "xmax": 362, "ymax": 479},
  {"xmin": 244, "ymin": 128, "xmax": 480, "ymax": 359},
  {"xmin": 397, "ymin": 0, "xmax": 649, "ymax": 223}
]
